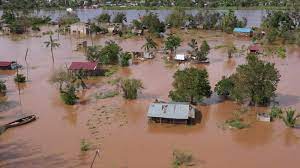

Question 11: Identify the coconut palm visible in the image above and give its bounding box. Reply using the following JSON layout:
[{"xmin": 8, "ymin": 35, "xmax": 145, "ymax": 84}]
[
  {"xmin": 141, "ymin": 36, "xmax": 158, "ymax": 52},
  {"xmin": 282, "ymin": 108, "xmax": 300, "ymax": 128},
  {"xmin": 44, "ymin": 34, "xmax": 60, "ymax": 63},
  {"xmin": 188, "ymin": 39, "xmax": 198, "ymax": 51}
]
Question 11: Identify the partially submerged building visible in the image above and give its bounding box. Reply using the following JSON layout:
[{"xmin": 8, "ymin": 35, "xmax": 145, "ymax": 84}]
[
  {"xmin": 0, "ymin": 61, "xmax": 20, "ymax": 70},
  {"xmin": 68, "ymin": 62, "xmax": 102, "ymax": 76},
  {"xmin": 70, "ymin": 23, "xmax": 90, "ymax": 35},
  {"xmin": 147, "ymin": 102, "xmax": 196, "ymax": 124},
  {"xmin": 248, "ymin": 44, "xmax": 262, "ymax": 54},
  {"xmin": 233, "ymin": 28, "xmax": 253, "ymax": 37},
  {"xmin": 175, "ymin": 54, "xmax": 187, "ymax": 61}
]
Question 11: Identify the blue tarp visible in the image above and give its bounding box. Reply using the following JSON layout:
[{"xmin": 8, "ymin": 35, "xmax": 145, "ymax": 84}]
[{"xmin": 233, "ymin": 28, "xmax": 252, "ymax": 33}]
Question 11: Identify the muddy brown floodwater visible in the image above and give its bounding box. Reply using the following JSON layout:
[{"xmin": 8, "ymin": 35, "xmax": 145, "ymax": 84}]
[{"xmin": 0, "ymin": 29, "xmax": 300, "ymax": 168}]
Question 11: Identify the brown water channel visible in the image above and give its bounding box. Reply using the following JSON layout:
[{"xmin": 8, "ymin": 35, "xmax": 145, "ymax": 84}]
[{"xmin": 0, "ymin": 29, "xmax": 300, "ymax": 168}]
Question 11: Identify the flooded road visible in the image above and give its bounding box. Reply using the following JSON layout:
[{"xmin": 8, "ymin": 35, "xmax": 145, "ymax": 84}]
[{"xmin": 0, "ymin": 30, "xmax": 300, "ymax": 168}]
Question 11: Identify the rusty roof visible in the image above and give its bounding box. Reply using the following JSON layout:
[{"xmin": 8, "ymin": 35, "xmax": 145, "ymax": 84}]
[
  {"xmin": 0, "ymin": 61, "xmax": 13, "ymax": 67},
  {"xmin": 68, "ymin": 62, "xmax": 98, "ymax": 70}
]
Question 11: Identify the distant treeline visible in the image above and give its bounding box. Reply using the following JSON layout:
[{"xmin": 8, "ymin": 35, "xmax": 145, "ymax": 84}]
[{"xmin": 0, "ymin": 0, "xmax": 299, "ymax": 10}]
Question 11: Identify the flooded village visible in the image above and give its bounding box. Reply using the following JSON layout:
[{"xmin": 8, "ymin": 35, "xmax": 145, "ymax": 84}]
[{"xmin": 0, "ymin": 1, "xmax": 300, "ymax": 168}]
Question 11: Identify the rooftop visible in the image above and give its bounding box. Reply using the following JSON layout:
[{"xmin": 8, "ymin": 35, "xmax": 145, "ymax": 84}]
[
  {"xmin": 0, "ymin": 61, "xmax": 13, "ymax": 67},
  {"xmin": 249, "ymin": 44, "xmax": 261, "ymax": 52},
  {"xmin": 147, "ymin": 102, "xmax": 195, "ymax": 120},
  {"xmin": 68, "ymin": 62, "xmax": 98, "ymax": 70},
  {"xmin": 233, "ymin": 28, "xmax": 252, "ymax": 33}
]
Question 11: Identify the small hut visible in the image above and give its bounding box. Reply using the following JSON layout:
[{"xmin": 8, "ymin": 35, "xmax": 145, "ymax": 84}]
[
  {"xmin": 248, "ymin": 44, "xmax": 262, "ymax": 54},
  {"xmin": 0, "ymin": 61, "xmax": 19, "ymax": 70},
  {"xmin": 70, "ymin": 23, "xmax": 90, "ymax": 35},
  {"xmin": 68, "ymin": 62, "xmax": 102, "ymax": 76},
  {"xmin": 175, "ymin": 54, "xmax": 187, "ymax": 61},
  {"xmin": 233, "ymin": 28, "xmax": 253, "ymax": 37},
  {"xmin": 147, "ymin": 102, "xmax": 196, "ymax": 125}
]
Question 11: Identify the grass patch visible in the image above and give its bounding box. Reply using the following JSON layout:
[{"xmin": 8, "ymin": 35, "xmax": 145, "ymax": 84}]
[
  {"xmin": 225, "ymin": 119, "xmax": 249, "ymax": 129},
  {"xmin": 95, "ymin": 91, "xmax": 119, "ymax": 99},
  {"xmin": 172, "ymin": 150, "xmax": 194, "ymax": 168},
  {"xmin": 104, "ymin": 66, "xmax": 119, "ymax": 77},
  {"xmin": 107, "ymin": 78, "xmax": 121, "ymax": 85},
  {"xmin": 80, "ymin": 139, "xmax": 91, "ymax": 152}
]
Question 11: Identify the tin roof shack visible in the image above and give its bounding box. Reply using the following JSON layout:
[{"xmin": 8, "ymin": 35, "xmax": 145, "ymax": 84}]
[
  {"xmin": 147, "ymin": 102, "xmax": 196, "ymax": 125},
  {"xmin": 70, "ymin": 23, "xmax": 90, "ymax": 35},
  {"xmin": 0, "ymin": 61, "xmax": 20, "ymax": 70},
  {"xmin": 248, "ymin": 44, "xmax": 262, "ymax": 54},
  {"xmin": 175, "ymin": 54, "xmax": 187, "ymax": 61},
  {"xmin": 233, "ymin": 28, "xmax": 253, "ymax": 37},
  {"xmin": 68, "ymin": 62, "xmax": 102, "ymax": 76}
]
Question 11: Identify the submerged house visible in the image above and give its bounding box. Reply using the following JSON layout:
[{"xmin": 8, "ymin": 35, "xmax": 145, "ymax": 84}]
[
  {"xmin": 233, "ymin": 28, "xmax": 253, "ymax": 37},
  {"xmin": 70, "ymin": 23, "xmax": 90, "ymax": 35},
  {"xmin": 0, "ymin": 61, "xmax": 19, "ymax": 70},
  {"xmin": 68, "ymin": 62, "xmax": 101, "ymax": 76},
  {"xmin": 175, "ymin": 54, "xmax": 187, "ymax": 61},
  {"xmin": 248, "ymin": 44, "xmax": 262, "ymax": 54},
  {"xmin": 147, "ymin": 102, "xmax": 196, "ymax": 124}
]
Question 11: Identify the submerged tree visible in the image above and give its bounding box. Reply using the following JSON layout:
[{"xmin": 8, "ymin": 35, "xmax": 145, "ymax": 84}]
[
  {"xmin": 281, "ymin": 108, "xmax": 300, "ymax": 128},
  {"xmin": 142, "ymin": 36, "xmax": 158, "ymax": 53},
  {"xmin": 44, "ymin": 34, "xmax": 60, "ymax": 63},
  {"xmin": 164, "ymin": 34, "xmax": 181, "ymax": 55},
  {"xmin": 113, "ymin": 13, "xmax": 127, "ymax": 24},
  {"xmin": 216, "ymin": 54, "xmax": 280, "ymax": 105},
  {"xmin": 0, "ymin": 80, "xmax": 7, "ymax": 96},
  {"xmin": 121, "ymin": 78, "xmax": 143, "ymax": 99},
  {"xmin": 120, "ymin": 52, "xmax": 132, "ymax": 67},
  {"xmin": 169, "ymin": 68, "xmax": 212, "ymax": 104},
  {"xmin": 14, "ymin": 74, "xmax": 26, "ymax": 83},
  {"xmin": 221, "ymin": 10, "xmax": 247, "ymax": 33},
  {"xmin": 166, "ymin": 9, "xmax": 187, "ymax": 28},
  {"xmin": 214, "ymin": 76, "xmax": 234, "ymax": 98},
  {"xmin": 141, "ymin": 12, "xmax": 165, "ymax": 34},
  {"xmin": 60, "ymin": 84, "xmax": 78, "ymax": 105},
  {"xmin": 96, "ymin": 13, "xmax": 111, "ymax": 23}
]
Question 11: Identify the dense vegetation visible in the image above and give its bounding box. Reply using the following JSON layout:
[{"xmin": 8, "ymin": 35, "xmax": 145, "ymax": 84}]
[
  {"xmin": 169, "ymin": 68, "xmax": 212, "ymax": 104},
  {"xmin": 0, "ymin": 0, "xmax": 298, "ymax": 9},
  {"xmin": 0, "ymin": 80, "xmax": 6, "ymax": 96},
  {"xmin": 215, "ymin": 54, "xmax": 280, "ymax": 105},
  {"xmin": 121, "ymin": 78, "xmax": 143, "ymax": 99}
]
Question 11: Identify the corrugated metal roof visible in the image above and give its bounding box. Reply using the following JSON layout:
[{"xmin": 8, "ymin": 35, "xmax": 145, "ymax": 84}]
[
  {"xmin": 147, "ymin": 102, "xmax": 195, "ymax": 120},
  {"xmin": 0, "ymin": 61, "xmax": 13, "ymax": 67},
  {"xmin": 233, "ymin": 28, "xmax": 252, "ymax": 33},
  {"xmin": 175, "ymin": 54, "xmax": 186, "ymax": 61},
  {"xmin": 68, "ymin": 62, "xmax": 98, "ymax": 70}
]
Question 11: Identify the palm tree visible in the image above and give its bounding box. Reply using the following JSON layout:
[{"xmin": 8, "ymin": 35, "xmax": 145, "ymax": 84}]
[
  {"xmin": 44, "ymin": 34, "xmax": 60, "ymax": 63},
  {"xmin": 141, "ymin": 36, "xmax": 158, "ymax": 53},
  {"xmin": 282, "ymin": 108, "xmax": 300, "ymax": 128}
]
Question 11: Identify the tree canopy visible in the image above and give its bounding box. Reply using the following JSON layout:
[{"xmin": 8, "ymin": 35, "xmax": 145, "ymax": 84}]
[
  {"xmin": 164, "ymin": 34, "xmax": 181, "ymax": 54},
  {"xmin": 169, "ymin": 68, "xmax": 212, "ymax": 104}
]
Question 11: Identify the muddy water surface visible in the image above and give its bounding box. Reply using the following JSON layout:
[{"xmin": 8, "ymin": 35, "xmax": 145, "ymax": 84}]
[{"xmin": 0, "ymin": 30, "xmax": 300, "ymax": 168}]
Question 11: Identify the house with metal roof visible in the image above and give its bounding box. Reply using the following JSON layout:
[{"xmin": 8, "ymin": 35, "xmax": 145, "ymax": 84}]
[
  {"xmin": 233, "ymin": 28, "xmax": 253, "ymax": 37},
  {"xmin": 248, "ymin": 44, "xmax": 262, "ymax": 54},
  {"xmin": 175, "ymin": 54, "xmax": 186, "ymax": 61},
  {"xmin": 68, "ymin": 62, "xmax": 102, "ymax": 76},
  {"xmin": 0, "ymin": 61, "xmax": 19, "ymax": 70},
  {"xmin": 147, "ymin": 102, "xmax": 196, "ymax": 124}
]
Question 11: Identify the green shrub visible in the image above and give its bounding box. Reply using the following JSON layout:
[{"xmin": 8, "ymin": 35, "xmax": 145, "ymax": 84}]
[
  {"xmin": 60, "ymin": 85, "xmax": 78, "ymax": 105},
  {"xmin": 225, "ymin": 119, "xmax": 249, "ymax": 129},
  {"xmin": 80, "ymin": 139, "xmax": 91, "ymax": 152},
  {"xmin": 121, "ymin": 78, "xmax": 143, "ymax": 99},
  {"xmin": 282, "ymin": 108, "xmax": 299, "ymax": 128},
  {"xmin": 0, "ymin": 80, "xmax": 7, "ymax": 96},
  {"xmin": 14, "ymin": 74, "xmax": 26, "ymax": 83},
  {"xmin": 269, "ymin": 106, "xmax": 283, "ymax": 119},
  {"xmin": 120, "ymin": 52, "xmax": 132, "ymax": 67},
  {"xmin": 172, "ymin": 150, "xmax": 193, "ymax": 168}
]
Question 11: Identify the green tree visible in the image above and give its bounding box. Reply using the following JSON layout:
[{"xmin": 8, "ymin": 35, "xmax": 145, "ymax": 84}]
[
  {"xmin": 113, "ymin": 13, "xmax": 127, "ymax": 24},
  {"xmin": 214, "ymin": 76, "xmax": 234, "ymax": 98},
  {"xmin": 169, "ymin": 68, "xmax": 212, "ymax": 104},
  {"xmin": 99, "ymin": 41, "xmax": 122, "ymax": 64},
  {"xmin": 166, "ymin": 9, "xmax": 187, "ymax": 28},
  {"xmin": 164, "ymin": 34, "xmax": 181, "ymax": 55},
  {"xmin": 221, "ymin": 10, "xmax": 247, "ymax": 33},
  {"xmin": 141, "ymin": 12, "xmax": 165, "ymax": 34},
  {"xmin": 230, "ymin": 54, "xmax": 280, "ymax": 105},
  {"xmin": 120, "ymin": 52, "xmax": 132, "ymax": 67},
  {"xmin": 58, "ymin": 13, "xmax": 80, "ymax": 26},
  {"xmin": 96, "ymin": 13, "xmax": 111, "ymax": 23},
  {"xmin": 44, "ymin": 35, "xmax": 60, "ymax": 63},
  {"xmin": 60, "ymin": 84, "xmax": 78, "ymax": 105},
  {"xmin": 142, "ymin": 36, "xmax": 158, "ymax": 52},
  {"xmin": 281, "ymin": 108, "xmax": 300, "ymax": 128},
  {"xmin": 0, "ymin": 80, "xmax": 7, "ymax": 96},
  {"xmin": 14, "ymin": 74, "xmax": 26, "ymax": 83},
  {"xmin": 121, "ymin": 78, "xmax": 143, "ymax": 99}
]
